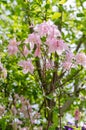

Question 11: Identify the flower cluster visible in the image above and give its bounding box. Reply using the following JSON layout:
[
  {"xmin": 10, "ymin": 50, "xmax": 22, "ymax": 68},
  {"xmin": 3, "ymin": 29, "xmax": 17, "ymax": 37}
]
[
  {"xmin": 27, "ymin": 20, "xmax": 66, "ymax": 55},
  {"xmin": 11, "ymin": 94, "xmax": 41, "ymax": 130},
  {"xmin": 7, "ymin": 20, "xmax": 86, "ymax": 74},
  {"xmin": 8, "ymin": 39, "xmax": 20, "ymax": 55},
  {"xmin": 19, "ymin": 60, "xmax": 34, "ymax": 74}
]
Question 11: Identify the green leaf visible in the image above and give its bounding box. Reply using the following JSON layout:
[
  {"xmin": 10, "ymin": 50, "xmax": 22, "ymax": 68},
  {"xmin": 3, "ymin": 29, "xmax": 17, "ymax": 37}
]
[
  {"xmin": 45, "ymin": 4, "xmax": 50, "ymax": 9},
  {"xmin": 52, "ymin": 12, "xmax": 61, "ymax": 19},
  {"xmin": 49, "ymin": 125, "xmax": 56, "ymax": 130},
  {"xmin": 59, "ymin": 0, "xmax": 66, "ymax": 4},
  {"xmin": 77, "ymin": 13, "xmax": 85, "ymax": 17}
]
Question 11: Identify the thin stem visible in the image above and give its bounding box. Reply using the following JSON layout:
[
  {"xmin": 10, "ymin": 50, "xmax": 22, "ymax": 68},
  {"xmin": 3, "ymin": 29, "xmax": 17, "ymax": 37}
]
[{"xmin": 58, "ymin": 87, "xmax": 62, "ymax": 130}]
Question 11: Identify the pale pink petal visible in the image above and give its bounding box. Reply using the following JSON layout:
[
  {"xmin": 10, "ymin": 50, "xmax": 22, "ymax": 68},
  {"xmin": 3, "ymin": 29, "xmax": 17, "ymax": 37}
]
[
  {"xmin": 65, "ymin": 51, "xmax": 74, "ymax": 62},
  {"xmin": 28, "ymin": 33, "xmax": 41, "ymax": 49},
  {"xmin": 34, "ymin": 20, "xmax": 61, "ymax": 38},
  {"xmin": 19, "ymin": 60, "xmax": 34, "ymax": 74},
  {"xmin": 18, "ymin": 60, "xmax": 25, "ymax": 67},
  {"xmin": 46, "ymin": 37, "xmax": 57, "ymax": 53},
  {"xmin": 23, "ymin": 45, "xmax": 29, "ymax": 57},
  {"xmin": 34, "ymin": 46, "xmax": 41, "ymax": 57},
  {"xmin": 8, "ymin": 39, "xmax": 19, "ymax": 55},
  {"xmin": 23, "ymin": 68, "xmax": 29, "ymax": 74},
  {"xmin": 62, "ymin": 61, "xmax": 72, "ymax": 70},
  {"xmin": 76, "ymin": 53, "xmax": 86, "ymax": 68},
  {"xmin": 56, "ymin": 40, "xmax": 67, "ymax": 55}
]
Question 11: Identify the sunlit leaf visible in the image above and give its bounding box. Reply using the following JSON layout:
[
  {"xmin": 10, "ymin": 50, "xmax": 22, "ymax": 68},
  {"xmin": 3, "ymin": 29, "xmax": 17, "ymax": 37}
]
[
  {"xmin": 59, "ymin": 0, "xmax": 66, "ymax": 4},
  {"xmin": 52, "ymin": 12, "xmax": 61, "ymax": 19}
]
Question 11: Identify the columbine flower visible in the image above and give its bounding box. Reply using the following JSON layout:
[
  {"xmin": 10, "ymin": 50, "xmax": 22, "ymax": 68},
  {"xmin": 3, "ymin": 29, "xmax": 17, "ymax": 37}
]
[
  {"xmin": 34, "ymin": 45, "xmax": 41, "ymax": 57},
  {"xmin": 28, "ymin": 33, "xmax": 41, "ymax": 49},
  {"xmin": 23, "ymin": 45, "xmax": 29, "ymax": 57},
  {"xmin": 34, "ymin": 21, "xmax": 50, "ymax": 37},
  {"xmin": 75, "ymin": 53, "xmax": 86, "ymax": 68},
  {"xmin": 19, "ymin": 60, "xmax": 34, "ymax": 74},
  {"xmin": 62, "ymin": 61, "xmax": 72, "ymax": 70},
  {"xmin": 65, "ymin": 51, "xmax": 74, "ymax": 62},
  {"xmin": 8, "ymin": 39, "xmax": 19, "ymax": 55},
  {"xmin": 34, "ymin": 20, "xmax": 61, "ymax": 38},
  {"xmin": 46, "ymin": 37, "xmax": 57, "ymax": 53},
  {"xmin": 46, "ymin": 39, "xmax": 67, "ymax": 54},
  {"xmin": 56, "ymin": 39, "xmax": 67, "ymax": 55}
]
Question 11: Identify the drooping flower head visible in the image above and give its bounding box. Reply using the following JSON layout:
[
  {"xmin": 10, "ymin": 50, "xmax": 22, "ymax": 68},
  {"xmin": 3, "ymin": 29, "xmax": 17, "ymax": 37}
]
[
  {"xmin": 34, "ymin": 20, "xmax": 61, "ymax": 38},
  {"xmin": 19, "ymin": 60, "xmax": 34, "ymax": 74},
  {"xmin": 65, "ymin": 51, "xmax": 74, "ymax": 62},
  {"xmin": 75, "ymin": 53, "xmax": 86, "ymax": 68},
  {"xmin": 8, "ymin": 39, "xmax": 19, "ymax": 55},
  {"xmin": 28, "ymin": 33, "xmax": 41, "ymax": 49},
  {"xmin": 62, "ymin": 61, "xmax": 72, "ymax": 71},
  {"xmin": 23, "ymin": 45, "xmax": 29, "ymax": 57}
]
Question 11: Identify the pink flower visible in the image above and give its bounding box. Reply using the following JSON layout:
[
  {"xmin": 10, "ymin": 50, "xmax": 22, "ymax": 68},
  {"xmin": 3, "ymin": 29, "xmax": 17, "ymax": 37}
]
[
  {"xmin": 56, "ymin": 40, "xmax": 67, "ymax": 55},
  {"xmin": 23, "ymin": 45, "xmax": 29, "ymax": 57},
  {"xmin": 46, "ymin": 37, "xmax": 57, "ymax": 53},
  {"xmin": 46, "ymin": 38, "xmax": 67, "ymax": 54},
  {"xmin": 65, "ymin": 51, "xmax": 74, "ymax": 62},
  {"xmin": 62, "ymin": 61, "xmax": 72, "ymax": 70},
  {"xmin": 76, "ymin": 53, "xmax": 86, "ymax": 68},
  {"xmin": 34, "ymin": 20, "xmax": 61, "ymax": 38},
  {"xmin": 19, "ymin": 60, "xmax": 34, "ymax": 74},
  {"xmin": 48, "ymin": 21, "xmax": 61, "ymax": 38},
  {"xmin": 28, "ymin": 33, "xmax": 41, "ymax": 49},
  {"xmin": 34, "ymin": 45, "xmax": 41, "ymax": 57},
  {"xmin": 74, "ymin": 109, "xmax": 80, "ymax": 121},
  {"xmin": 8, "ymin": 39, "xmax": 19, "ymax": 55},
  {"xmin": 34, "ymin": 21, "xmax": 50, "ymax": 37}
]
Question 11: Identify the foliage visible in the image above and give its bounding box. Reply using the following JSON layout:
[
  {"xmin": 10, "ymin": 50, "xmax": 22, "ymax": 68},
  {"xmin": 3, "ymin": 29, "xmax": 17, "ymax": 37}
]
[{"xmin": 0, "ymin": 0, "xmax": 86, "ymax": 130}]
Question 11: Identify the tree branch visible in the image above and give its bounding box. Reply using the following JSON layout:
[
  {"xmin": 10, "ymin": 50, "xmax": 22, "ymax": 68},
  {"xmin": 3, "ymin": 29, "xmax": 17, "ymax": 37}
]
[{"xmin": 75, "ymin": 34, "xmax": 85, "ymax": 52}]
